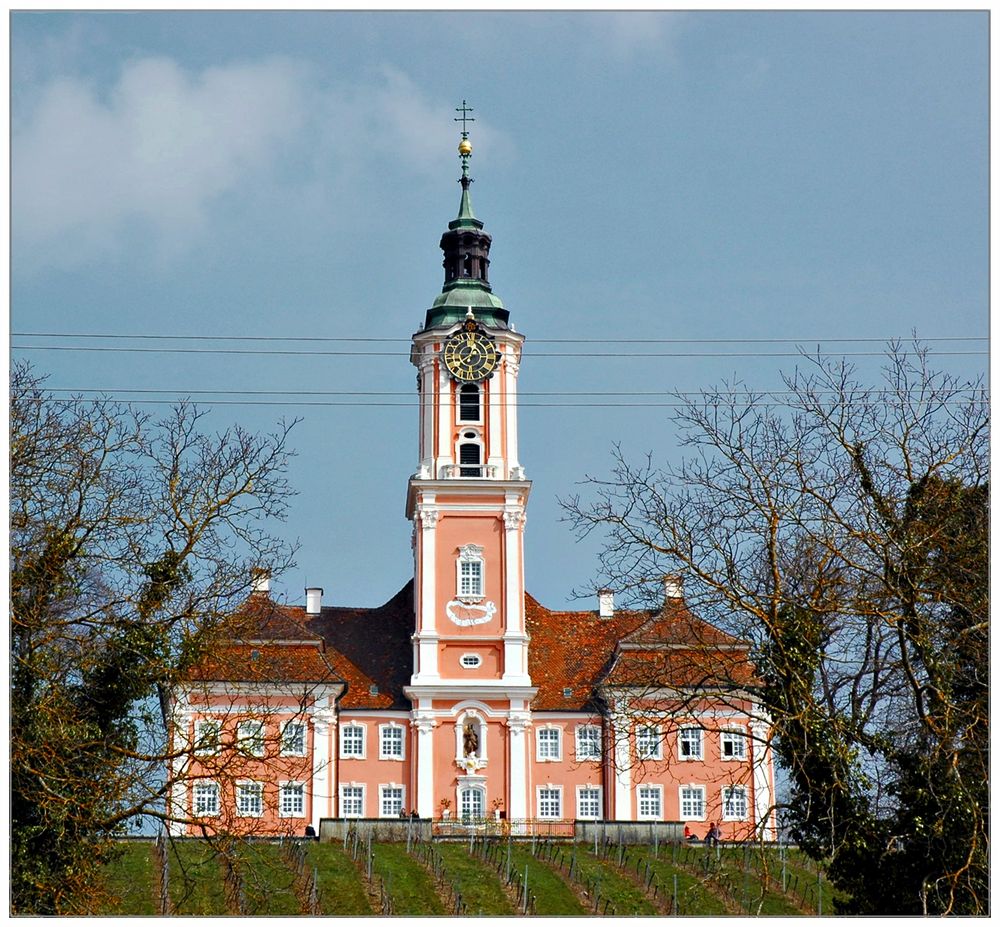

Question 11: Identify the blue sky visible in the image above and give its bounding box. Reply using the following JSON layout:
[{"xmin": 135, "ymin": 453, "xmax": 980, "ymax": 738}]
[{"xmin": 11, "ymin": 10, "xmax": 989, "ymax": 609}]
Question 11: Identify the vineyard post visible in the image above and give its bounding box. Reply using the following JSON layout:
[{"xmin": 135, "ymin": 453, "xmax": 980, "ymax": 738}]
[{"xmin": 817, "ymin": 870, "xmax": 823, "ymax": 916}]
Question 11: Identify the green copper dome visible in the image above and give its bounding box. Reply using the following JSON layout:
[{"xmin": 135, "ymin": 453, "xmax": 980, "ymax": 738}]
[{"xmin": 424, "ymin": 126, "xmax": 508, "ymax": 330}]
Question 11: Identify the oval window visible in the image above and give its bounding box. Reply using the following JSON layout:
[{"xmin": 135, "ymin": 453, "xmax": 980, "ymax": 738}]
[{"xmin": 460, "ymin": 653, "xmax": 482, "ymax": 669}]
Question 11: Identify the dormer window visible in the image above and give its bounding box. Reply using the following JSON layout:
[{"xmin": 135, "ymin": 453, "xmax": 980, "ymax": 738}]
[{"xmin": 459, "ymin": 384, "xmax": 481, "ymax": 422}]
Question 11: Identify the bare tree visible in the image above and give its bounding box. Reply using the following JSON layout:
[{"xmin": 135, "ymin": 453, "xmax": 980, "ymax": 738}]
[
  {"xmin": 562, "ymin": 342, "xmax": 988, "ymax": 914},
  {"xmin": 10, "ymin": 362, "xmax": 299, "ymax": 913}
]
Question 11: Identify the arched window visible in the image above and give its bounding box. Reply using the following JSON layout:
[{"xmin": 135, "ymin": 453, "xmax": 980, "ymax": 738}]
[
  {"xmin": 459, "ymin": 442, "xmax": 481, "ymax": 477},
  {"xmin": 459, "ymin": 384, "xmax": 481, "ymax": 422}
]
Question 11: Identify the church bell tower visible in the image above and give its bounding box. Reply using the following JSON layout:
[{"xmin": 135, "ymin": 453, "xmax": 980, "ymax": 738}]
[{"xmin": 404, "ymin": 107, "xmax": 535, "ymax": 822}]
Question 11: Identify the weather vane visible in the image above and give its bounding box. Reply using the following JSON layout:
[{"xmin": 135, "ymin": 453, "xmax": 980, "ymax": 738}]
[{"xmin": 455, "ymin": 100, "xmax": 475, "ymax": 137}]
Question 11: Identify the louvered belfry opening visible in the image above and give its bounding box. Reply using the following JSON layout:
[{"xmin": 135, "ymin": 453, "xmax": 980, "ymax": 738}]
[
  {"xmin": 459, "ymin": 442, "xmax": 481, "ymax": 477},
  {"xmin": 459, "ymin": 384, "xmax": 481, "ymax": 422}
]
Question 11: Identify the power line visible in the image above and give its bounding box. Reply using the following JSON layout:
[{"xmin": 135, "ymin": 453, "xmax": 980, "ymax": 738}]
[
  {"xmin": 12, "ymin": 330, "xmax": 988, "ymax": 345},
  {"xmin": 43, "ymin": 387, "xmax": 988, "ymax": 398},
  {"xmin": 11, "ymin": 344, "xmax": 989, "ymax": 359}
]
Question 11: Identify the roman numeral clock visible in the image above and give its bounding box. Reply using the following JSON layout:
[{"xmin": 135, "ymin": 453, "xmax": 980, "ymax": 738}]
[{"xmin": 442, "ymin": 319, "xmax": 500, "ymax": 383}]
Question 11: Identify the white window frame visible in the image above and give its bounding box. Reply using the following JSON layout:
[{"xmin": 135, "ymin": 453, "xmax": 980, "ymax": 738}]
[
  {"xmin": 280, "ymin": 720, "xmax": 307, "ymax": 757},
  {"xmin": 576, "ymin": 785, "xmax": 602, "ymax": 820},
  {"xmin": 379, "ymin": 784, "xmax": 406, "ymax": 818},
  {"xmin": 193, "ymin": 780, "xmax": 219, "ymax": 817},
  {"xmin": 680, "ymin": 785, "xmax": 706, "ymax": 820},
  {"xmin": 637, "ymin": 784, "xmax": 663, "ymax": 821},
  {"xmin": 340, "ymin": 784, "xmax": 365, "ymax": 818},
  {"xmin": 575, "ymin": 725, "xmax": 601, "ymax": 761},
  {"xmin": 379, "ymin": 723, "xmax": 406, "ymax": 761},
  {"xmin": 721, "ymin": 729, "xmax": 747, "ymax": 761},
  {"xmin": 458, "ymin": 383, "xmax": 483, "ymax": 424},
  {"xmin": 678, "ymin": 726, "xmax": 704, "ymax": 761},
  {"xmin": 194, "ymin": 719, "xmax": 221, "ymax": 756},
  {"xmin": 636, "ymin": 725, "xmax": 662, "ymax": 760},
  {"xmin": 537, "ymin": 785, "xmax": 563, "ymax": 820},
  {"xmin": 536, "ymin": 726, "xmax": 562, "ymax": 762},
  {"xmin": 460, "ymin": 653, "xmax": 482, "ymax": 669},
  {"xmin": 340, "ymin": 722, "xmax": 366, "ymax": 759},
  {"xmin": 236, "ymin": 781, "xmax": 264, "ymax": 818},
  {"xmin": 279, "ymin": 781, "xmax": 306, "ymax": 818},
  {"xmin": 459, "ymin": 785, "xmax": 486, "ymax": 822},
  {"xmin": 456, "ymin": 544, "xmax": 485, "ymax": 600},
  {"xmin": 722, "ymin": 785, "xmax": 749, "ymax": 821},
  {"xmin": 237, "ymin": 720, "xmax": 266, "ymax": 757}
]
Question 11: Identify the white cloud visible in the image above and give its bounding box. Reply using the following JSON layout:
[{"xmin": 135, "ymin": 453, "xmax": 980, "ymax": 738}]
[
  {"xmin": 13, "ymin": 55, "xmax": 309, "ymax": 268},
  {"xmin": 590, "ymin": 11, "xmax": 687, "ymax": 58},
  {"xmin": 13, "ymin": 56, "xmax": 511, "ymax": 272}
]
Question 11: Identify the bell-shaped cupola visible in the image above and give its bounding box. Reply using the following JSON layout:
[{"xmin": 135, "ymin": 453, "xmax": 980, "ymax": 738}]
[{"xmin": 425, "ymin": 122, "xmax": 509, "ymax": 330}]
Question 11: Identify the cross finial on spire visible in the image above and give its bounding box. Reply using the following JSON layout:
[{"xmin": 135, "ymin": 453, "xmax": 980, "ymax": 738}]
[{"xmin": 455, "ymin": 100, "xmax": 475, "ymax": 137}]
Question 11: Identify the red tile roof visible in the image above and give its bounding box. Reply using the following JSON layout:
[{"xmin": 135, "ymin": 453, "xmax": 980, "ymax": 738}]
[
  {"xmin": 186, "ymin": 642, "xmax": 341, "ymax": 685},
  {"xmin": 185, "ymin": 582, "xmax": 758, "ymax": 707}
]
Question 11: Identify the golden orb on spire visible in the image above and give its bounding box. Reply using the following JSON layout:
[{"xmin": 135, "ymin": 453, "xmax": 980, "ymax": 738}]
[{"xmin": 458, "ymin": 136, "xmax": 472, "ymax": 156}]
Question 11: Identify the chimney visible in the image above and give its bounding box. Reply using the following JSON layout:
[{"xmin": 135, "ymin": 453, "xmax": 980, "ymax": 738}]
[
  {"xmin": 598, "ymin": 589, "xmax": 615, "ymax": 619},
  {"xmin": 250, "ymin": 568, "xmax": 271, "ymax": 596},
  {"xmin": 662, "ymin": 574, "xmax": 684, "ymax": 601},
  {"xmin": 305, "ymin": 587, "xmax": 324, "ymax": 616}
]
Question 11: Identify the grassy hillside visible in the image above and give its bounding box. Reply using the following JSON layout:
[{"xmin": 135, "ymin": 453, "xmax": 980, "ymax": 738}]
[{"xmin": 98, "ymin": 838, "xmax": 834, "ymax": 916}]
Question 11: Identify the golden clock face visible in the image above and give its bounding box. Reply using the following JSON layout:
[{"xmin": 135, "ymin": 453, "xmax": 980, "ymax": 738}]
[{"xmin": 443, "ymin": 329, "xmax": 500, "ymax": 382}]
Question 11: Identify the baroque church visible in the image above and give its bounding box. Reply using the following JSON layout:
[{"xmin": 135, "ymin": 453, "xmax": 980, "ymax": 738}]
[{"xmin": 169, "ymin": 121, "xmax": 776, "ymax": 842}]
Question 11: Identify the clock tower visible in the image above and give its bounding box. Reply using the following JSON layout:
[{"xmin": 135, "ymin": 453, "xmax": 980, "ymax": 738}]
[{"xmin": 404, "ymin": 114, "xmax": 535, "ymax": 823}]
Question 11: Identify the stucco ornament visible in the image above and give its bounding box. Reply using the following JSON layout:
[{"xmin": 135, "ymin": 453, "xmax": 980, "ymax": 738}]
[
  {"xmin": 446, "ymin": 599, "xmax": 496, "ymax": 626},
  {"xmin": 457, "ymin": 754, "xmax": 486, "ymax": 773}
]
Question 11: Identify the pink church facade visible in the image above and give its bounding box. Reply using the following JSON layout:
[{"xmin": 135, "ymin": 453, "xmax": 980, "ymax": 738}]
[{"xmin": 169, "ymin": 127, "xmax": 776, "ymax": 843}]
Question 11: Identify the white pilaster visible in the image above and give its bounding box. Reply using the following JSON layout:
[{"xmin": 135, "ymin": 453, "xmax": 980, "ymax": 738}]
[
  {"xmin": 507, "ymin": 712, "xmax": 530, "ymax": 826},
  {"xmin": 501, "ymin": 507, "xmax": 531, "ymax": 684},
  {"xmin": 413, "ymin": 713, "xmax": 437, "ymax": 818},
  {"xmin": 504, "ymin": 354, "xmax": 520, "ymax": 471},
  {"xmin": 487, "ymin": 353, "xmax": 504, "ymax": 475},
  {"xmin": 419, "ymin": 356, "xmax": 436, "ymax": 470},
  {"xmin": 436, "ymin": 359, "xmax": 450, "ymax": 472},
  {"xmin": 751, "ymin": 717, "xmax": 775, "ymax": 840},
  {"xmin": 167, "ymin": 690, "xmax": 191, "ymax": 836},
  {"xmin": 612, "ymin": 705, "xmax": 632, "ymax": 821},
  {"xmin": 311, "ymin": 702, "xmax": 336, "ymax": 830},
  {"xmin": 412, "ymin": 502, "xmax": 441, "ymax": 683}
]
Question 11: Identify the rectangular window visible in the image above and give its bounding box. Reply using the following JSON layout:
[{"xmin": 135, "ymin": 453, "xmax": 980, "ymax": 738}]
[
  {"xmin": 575, "ymin": 726, "xmax": 601, "ymax": 761},
  {"xmin": 460, "ymin": 786, "xmax": 484, "ymax": 821},
  {"xmin": 538, "ymin": 788, "xmax": 562, "ymax": 819},
  {"xmin": 577, "ymin": 787, "xmax": 602, "ymax": 820},
  {"xmin": 721, "ymin": 730, "xmax": 747, "ymax": 760},
  {"xmin": 722, "ymin": 786, "xmax": 748, "ymax": 821},
  {"xmin": 680, "ymin": 786, "xmax": 706, "ymax": 820},
  {"xmin": 380, "ymin": 786, "xmax": 404, "ymax": 818},
  {"xmin": 237, "ymin": 720, "xmax": 265, "ymax": 757},
  {"xmin": 637, "ymin": 786, "xmax": 662, "ymax": 820},
  {"xmin": 193, "ymin": 781, "xmax": 219, "ymax": 817},
  {"xmin": 194, "ymin": 720, "xmax": 221, "ymax": 756},
  {"xmin": 341, "ymin": 724, "xmax": 365, "ymax": 758},
  {"xmin": 459, "ymin": 560, "xmax": 483, "ymax": 597},
  {"xmin": 279, "ymin": 782, "xmax": 305, "ymax": 817},
  {"xmin": 281, "ymin": 721, "xmax": 306, "ymax": 756},
  {"xmin": 380, "ymin": 725, "xmax": 404, "ymax": 760},
  {"xmin": 341, "ymin": 785, "xmax": 364, "ymax": 818},
  {"xmin": 679, "ymin": 727, "xmax": 703, "ymax": 760},
  {"xmin": 236, "ymin": 782, "xmax": 263, "ymax": 817},
  {"xmin": 537, "ymin": 727, "xmax": 561, "ymax": 761},
  {"xmin": 636, "ymin": 725, "xmax": 662, "ymax": 760},
  {"xmin": 459, "ymin": 385, "xmax": 481, "ymax": 422}
]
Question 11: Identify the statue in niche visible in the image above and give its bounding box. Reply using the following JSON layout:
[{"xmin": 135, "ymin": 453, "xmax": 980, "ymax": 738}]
[{"xmin": 463, "ymin": 721, "xmax": 480, "ymax": 757}]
